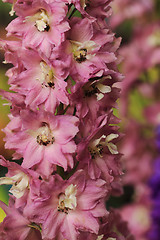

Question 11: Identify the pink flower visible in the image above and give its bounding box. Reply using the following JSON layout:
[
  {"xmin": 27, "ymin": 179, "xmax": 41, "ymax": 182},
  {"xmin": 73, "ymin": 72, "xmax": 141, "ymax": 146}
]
[
  {"xmin": 0, "ymin": 39, "xmax": 24, "ymax": 84},
  {"xmin": 6, "ymin": 0, "xmax": 70, "ymax": 57},
  {"xmin": 120, "ymin": 203, "xmax": 151, "ymax": 240},
  {"xmin": 0, "ymin": 90, "xmax": 25, "ymax": 117},
  {"xmin": 120, "ymin": 120, "xmax": 153, "ymax": 185},
  {"xmin": 8, "ymin": 47, "xmax": 69, "ymax": 113},
  {"xmin": 63, "ymin": 17, "xmax": 117, "ymax": 79},
  {"xmin": 72, "ymin": 0, "xmax": 113, "ymax": 21},
  {"xmin": 69, "ymin": 72, "xmax": 120, "ymax": 119},
  {"xmin": 0, "ymin": 155, "xmax": 40, "ymax": 208},
  {"xmin": 23, "ymin": 170, "xmax": 108, "ymax": 240},
  {"xmin": 0, "ymin": 200, "xmax": 42, "ymax": 240},
  {"xmin": 4, "ymin": 110, "xmax": 79, "ymax": 177},
  {"xmin": 104, "ymin": 209, "xmax": 135, "ymax": 240},
  {"xmin": 78, "ymin": 209, "xmax": 135, "ymax": 240},
  {"xmin": 110, "ymin": 0, "xmax": 153, "ymax": 28},
  {"xmin": 76, "ymin": 114, "xmax": 122, "ymax": 193}
]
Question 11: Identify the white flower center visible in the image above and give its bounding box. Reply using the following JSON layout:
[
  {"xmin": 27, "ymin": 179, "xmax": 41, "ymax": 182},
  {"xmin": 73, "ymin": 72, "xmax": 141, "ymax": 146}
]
[
  {"xmin": 38, "ymin": 61, "xmax": 55, "ymax": 88},
  {"xmin": 36, "ymin": 122, "xmax": 54, "ymax": 146},
  {"xmin": 70, "ymin": 40, "xmax": 97, "ymax": 63},
  {"xmin": 26, "ymin": 9, "xmax": 50, "ymax": 32},
  {"xmin": 58, "ymin": 184, "xmax": 77, "ymax": 214},
  {"xmin": 88, "ymin": 133, "xmax": 119, "ymax": 158},
  {"xmin": 0, "ymin": 172, "xmax": 29, "ymax": 199},
  {"xmin": 84, "ymin": 76, "xmax": 111, "ymax": 100}
]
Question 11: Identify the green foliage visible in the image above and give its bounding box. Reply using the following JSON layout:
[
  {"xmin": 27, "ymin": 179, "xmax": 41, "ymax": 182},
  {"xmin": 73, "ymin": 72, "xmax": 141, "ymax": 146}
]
[
  {"xmin": 0, "ymin": 185, "xmax": 9, "ymax": 222},
  {"xmin": 155, "ymin": 0, "xmax": 160, "ymax": 19},
  {"xmin": 0, "ymin": 70, "xmax": 10, "ymax": 120},
  {"xmin": 128, "ymin": 89, "xmax": 152, "ymax": 124},
  {"xmin": 115, "ymin": 20, "xmax": 133, "ymax": 45},
  {"xmin": 0, "ymin": 1, "xmax": 14, "ymax": 26},
  {"xmin": 140, "ymin": 66, "xmax": 160, "ymax": 84}
]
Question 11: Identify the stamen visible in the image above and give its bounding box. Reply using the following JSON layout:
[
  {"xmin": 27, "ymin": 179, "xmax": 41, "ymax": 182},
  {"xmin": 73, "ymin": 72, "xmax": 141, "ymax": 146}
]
[
  {"xmin": 84, "ymin": 83, "xmax": 98, "ymax": 97},
  {"xmin": 0, "ymin": 172, "xmax": 29, "ymax": 199},
  {"xmin": 35, "ymin": 10, "xmax": 50, "ymax": 32},
  {"xmin": 39, "ymin": 61, "xmax": 55, "ymax": 88},
  {"xmin": 9, "ymin": 0, "xmax": 17, "ymax": 16},
  {"xmin": 36, "ymin": 122, "xmax": 54, "ymax": 146},
  {"xmin": 88, "ymin": 144, "xmax": 103, "ymax": 159},
  {"xmin": 28, "ymin": 222, "xmax": 42, "ymax": 231},
  {"xmin": 83, "ymin": 77, "xmax": 111, "ymax": 99},
  {"xmin": 57, "ymin": 184, "xmax": 77, "ymax": 214},
  {"xmin": 70, "ymin": 40, "xmax": 97, "ymax": 64},
  {"xmin": 74, "ymin": 48, "xmax": 87, "ymax": 63},
  {"xmin": 88, "ymin": 134, "xmax": 119, "ymax": 159},
  {"xmin": 26, "ymin": 9, "xmax": 50, "ymax": 32}
]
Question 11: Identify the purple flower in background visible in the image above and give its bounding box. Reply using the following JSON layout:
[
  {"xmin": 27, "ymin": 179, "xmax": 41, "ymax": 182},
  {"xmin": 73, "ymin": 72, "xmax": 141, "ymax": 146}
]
[{"xmin": 149, "ymin": 126, "xmax": 160, "ymax": 240}]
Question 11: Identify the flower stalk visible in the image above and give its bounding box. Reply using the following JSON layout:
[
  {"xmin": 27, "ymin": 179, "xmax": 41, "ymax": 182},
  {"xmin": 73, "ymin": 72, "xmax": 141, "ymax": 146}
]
[{"xmin": 0, "ymin": 0, "xmax": 133, "ymax": 239}]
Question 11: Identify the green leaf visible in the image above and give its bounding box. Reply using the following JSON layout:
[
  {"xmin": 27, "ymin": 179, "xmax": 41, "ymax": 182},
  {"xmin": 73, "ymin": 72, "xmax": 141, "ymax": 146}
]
[
  {"xmin": 0, "ymin": 185, "xmax": 9, "ymax": 223},
  {"xmin": 128, "ymin": 89, "xmax": 152, "ymax": 123}
]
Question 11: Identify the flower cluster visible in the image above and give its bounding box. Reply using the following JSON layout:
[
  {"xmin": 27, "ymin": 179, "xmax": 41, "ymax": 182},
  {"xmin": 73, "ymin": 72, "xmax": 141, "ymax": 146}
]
[{"xmin": 0, "ymin": 0, "xmax": 133, "ymax": 239}]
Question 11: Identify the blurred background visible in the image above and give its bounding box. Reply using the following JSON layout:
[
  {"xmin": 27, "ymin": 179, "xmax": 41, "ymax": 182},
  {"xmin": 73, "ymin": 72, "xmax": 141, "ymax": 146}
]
[{"xmin": 0, "ymin": 0, "xmax": 160, "ymax": 239}]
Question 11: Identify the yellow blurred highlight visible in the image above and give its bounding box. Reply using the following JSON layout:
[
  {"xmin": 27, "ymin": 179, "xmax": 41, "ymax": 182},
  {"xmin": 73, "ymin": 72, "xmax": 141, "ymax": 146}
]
[
  {"xmin": 0, "ymin": 186, "xmax": 9, "ymax": 223},
  {"xmin": 0, "ymin": 208, "xmax": 6, "ymax": 223}
]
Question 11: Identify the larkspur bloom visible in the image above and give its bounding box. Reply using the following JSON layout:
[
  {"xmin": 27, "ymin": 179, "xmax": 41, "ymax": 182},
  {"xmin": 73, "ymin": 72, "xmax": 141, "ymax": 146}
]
[
  {"xmin": 78, "ymin": 209, "xmax": 135, "ymax": 240},
  {"xmin": 2, "ymin": 44, "xmax": 70, "ymax": 112},
  {"xmin": 76, "ymin": 115, "xmax": 122, "ymax": 185},
  {"xmin": 0, "ymin": 155, "xmax": 41, "ymax": 208},
  {"xmin": 0, "ymin": 157, "xmax": 30, "ymax": 199},
  {"xmin": 23, "ymin": 170, "xmax": 109, "ymax": 240},
  {"xmin": 69, "ymin": 72, "xmax": 121, "ymax": 119},
  {"xmin": 118, "ymin": 183, "xmax": 152, "ymax": 240},
  {"xmin": 0, "ymin": 200, "xmax": 42, "ymax": 240},
  {"xmin": 72, "ymin": 0, "xmax": 113, "ymax": 20},
  {"xmin": 6, "ymin": 0, "xmax": 70, "ymax": 56},
  {"xmin": 4, "ymin": 109, "xmax": 79, "ymax": 177},
  {"xmin": 53, "ymin": 17, "xmax": 120, "ymax": 81}
]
